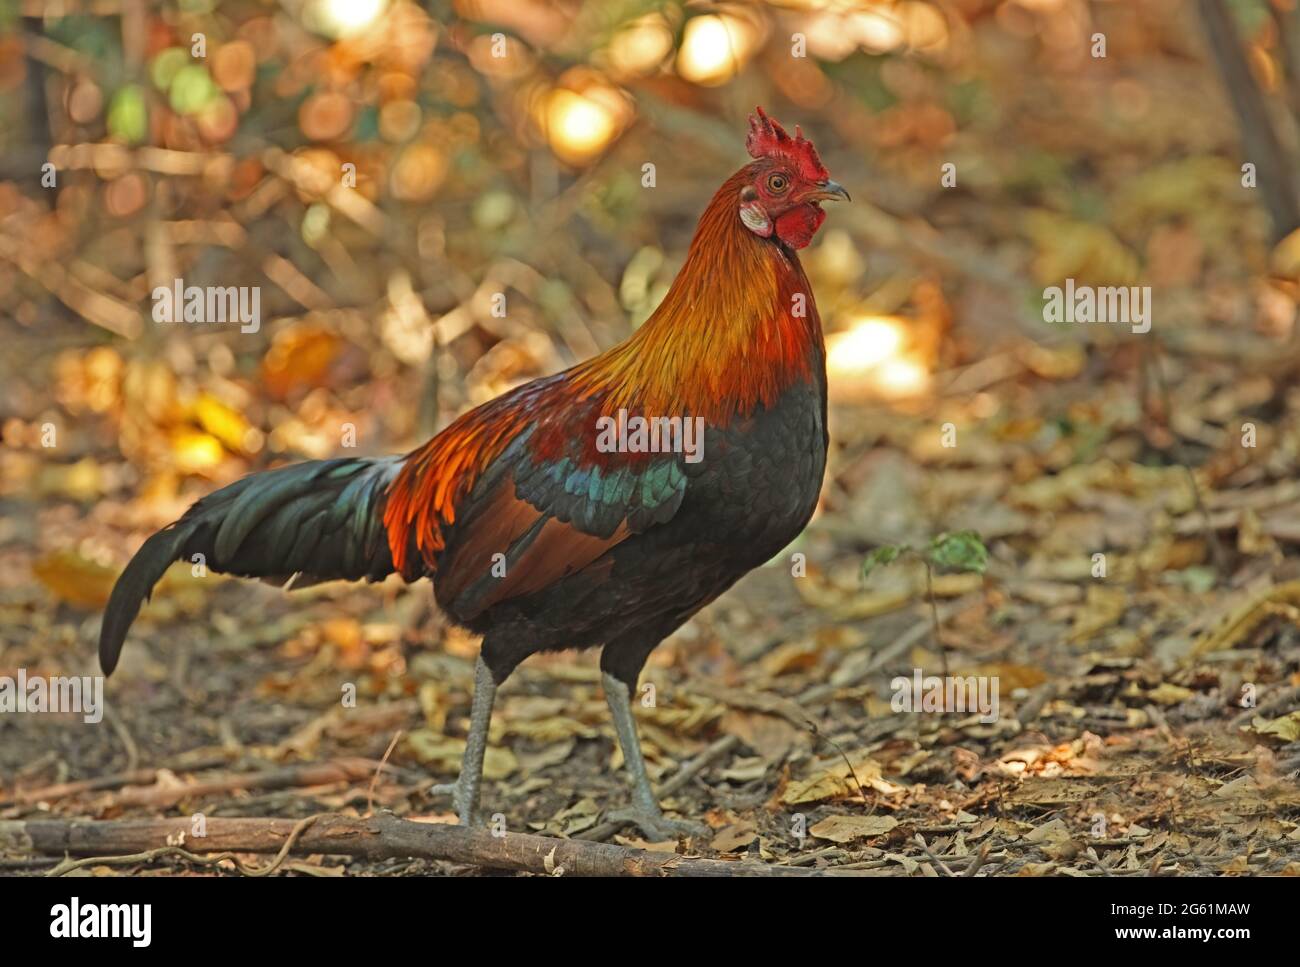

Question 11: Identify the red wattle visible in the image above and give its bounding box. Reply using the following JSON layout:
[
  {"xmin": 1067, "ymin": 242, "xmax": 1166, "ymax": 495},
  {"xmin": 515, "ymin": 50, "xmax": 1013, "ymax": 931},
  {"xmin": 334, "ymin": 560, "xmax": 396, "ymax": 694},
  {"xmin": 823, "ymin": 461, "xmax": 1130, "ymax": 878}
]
[{"xmin": 774, "ymin": 205, "xmax": 826, "ymax": 250}]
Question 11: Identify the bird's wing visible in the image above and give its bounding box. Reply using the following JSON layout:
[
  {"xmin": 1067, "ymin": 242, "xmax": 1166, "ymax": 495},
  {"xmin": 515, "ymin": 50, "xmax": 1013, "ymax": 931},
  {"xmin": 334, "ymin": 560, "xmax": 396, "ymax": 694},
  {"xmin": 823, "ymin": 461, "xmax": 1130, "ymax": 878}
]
[
  {"xmin": 383, "ymin": 376, "xmax": 690, "ymax": 621},
  {"xmin": 435, "ymin": 429, "xmax": 688, "ymax": 618}
]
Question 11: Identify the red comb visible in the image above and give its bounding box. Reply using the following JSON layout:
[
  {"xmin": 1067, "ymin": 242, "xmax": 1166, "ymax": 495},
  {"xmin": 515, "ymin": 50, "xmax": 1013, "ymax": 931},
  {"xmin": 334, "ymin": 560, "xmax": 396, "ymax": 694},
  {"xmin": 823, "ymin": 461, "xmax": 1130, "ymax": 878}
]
[{"xmin": 746, "ymin": 106, "xmax": 828, "ymax": 182}]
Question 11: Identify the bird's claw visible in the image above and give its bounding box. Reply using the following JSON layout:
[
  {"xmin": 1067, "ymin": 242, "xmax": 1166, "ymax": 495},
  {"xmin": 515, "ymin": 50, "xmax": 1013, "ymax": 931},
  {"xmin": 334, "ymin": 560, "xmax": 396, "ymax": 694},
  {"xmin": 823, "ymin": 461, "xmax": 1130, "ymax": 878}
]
[
  {"xmin": 427, "ymin": 778, "xmax": 479, "ymax": 827},
  {"xmin": 606, "ymin": 806, "xmax": 709, "ymax": 842}
]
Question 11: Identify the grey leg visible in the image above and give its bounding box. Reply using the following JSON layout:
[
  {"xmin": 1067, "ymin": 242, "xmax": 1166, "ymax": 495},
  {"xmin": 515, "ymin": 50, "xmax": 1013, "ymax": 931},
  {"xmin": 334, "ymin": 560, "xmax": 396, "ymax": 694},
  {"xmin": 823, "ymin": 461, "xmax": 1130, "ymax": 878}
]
[
  {"xmin": 602, "ymin": 672, "xmax": 708, "ymax": 841},
  {"xmin": 428, "ymin": 656, "xmax": 497, "ymax": 826}
]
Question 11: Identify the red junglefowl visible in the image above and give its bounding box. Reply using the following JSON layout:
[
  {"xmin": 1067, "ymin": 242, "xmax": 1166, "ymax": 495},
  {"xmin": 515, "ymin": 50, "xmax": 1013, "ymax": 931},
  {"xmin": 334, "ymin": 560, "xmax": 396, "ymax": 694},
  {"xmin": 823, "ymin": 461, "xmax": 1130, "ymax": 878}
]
[{"xmin": 99, "ymin": 107, "xmax": 848, "ymax": 839}]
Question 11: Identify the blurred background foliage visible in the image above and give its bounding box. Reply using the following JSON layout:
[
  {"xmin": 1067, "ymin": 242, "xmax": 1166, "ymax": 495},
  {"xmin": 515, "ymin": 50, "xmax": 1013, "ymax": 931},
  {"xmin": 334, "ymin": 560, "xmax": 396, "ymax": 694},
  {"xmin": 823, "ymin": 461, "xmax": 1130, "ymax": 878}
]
[
  {"xmin": 10, "ymin": 5, "xmax": 1300, "ymax": 860},
  {"xmin": 1, "ymin": 0, "xmax": 1298, "ymax": 585}
]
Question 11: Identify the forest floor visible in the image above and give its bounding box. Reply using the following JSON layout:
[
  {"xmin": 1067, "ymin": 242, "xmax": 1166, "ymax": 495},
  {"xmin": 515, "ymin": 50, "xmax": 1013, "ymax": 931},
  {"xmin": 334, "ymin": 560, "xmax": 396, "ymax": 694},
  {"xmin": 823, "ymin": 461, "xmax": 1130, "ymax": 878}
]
[{"xmin": 4, "ymin": 326, "xmax": 1300, "ymax": 877}]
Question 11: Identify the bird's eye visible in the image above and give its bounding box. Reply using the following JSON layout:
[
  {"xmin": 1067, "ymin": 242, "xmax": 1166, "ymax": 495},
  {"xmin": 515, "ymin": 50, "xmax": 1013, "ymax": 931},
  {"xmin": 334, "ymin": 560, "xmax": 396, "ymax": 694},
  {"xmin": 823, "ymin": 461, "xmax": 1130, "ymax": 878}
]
[{"xmin": 767, "ymin": 173, "xmax": 788, "ymax": 193}]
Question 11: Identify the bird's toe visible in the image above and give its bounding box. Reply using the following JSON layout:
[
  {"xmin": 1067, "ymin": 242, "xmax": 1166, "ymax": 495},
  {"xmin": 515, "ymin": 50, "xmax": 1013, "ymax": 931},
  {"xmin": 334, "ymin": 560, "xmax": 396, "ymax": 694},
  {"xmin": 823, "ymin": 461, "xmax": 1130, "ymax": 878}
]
[
  {"xmin": 607, "ymin": 806, "xmax": 708, "ymax": 842},
  {"xmin": 427, "ymin": 778, "xmax": 480, "ymax": 826}
]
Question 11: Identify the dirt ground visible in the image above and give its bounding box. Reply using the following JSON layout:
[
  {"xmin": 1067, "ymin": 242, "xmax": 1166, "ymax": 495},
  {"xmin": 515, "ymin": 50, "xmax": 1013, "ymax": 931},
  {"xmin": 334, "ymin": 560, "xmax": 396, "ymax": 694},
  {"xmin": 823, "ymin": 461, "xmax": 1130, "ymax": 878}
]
[
  {"xmin": 5, "ymin": 0, "xmax": 1300, "ymax": 877},
  {"xmin": 4, "ymin": 334, "xmax": 1300, "ymax": 876}
]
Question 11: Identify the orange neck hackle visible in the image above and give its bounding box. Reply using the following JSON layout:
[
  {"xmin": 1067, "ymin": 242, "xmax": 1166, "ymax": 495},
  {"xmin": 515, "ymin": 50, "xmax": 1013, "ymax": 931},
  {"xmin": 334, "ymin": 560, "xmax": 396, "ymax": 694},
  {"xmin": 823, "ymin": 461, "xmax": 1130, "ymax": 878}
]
[{"xmin": 566, "ymin": 166, "xmax": 824, "ymax": 426}]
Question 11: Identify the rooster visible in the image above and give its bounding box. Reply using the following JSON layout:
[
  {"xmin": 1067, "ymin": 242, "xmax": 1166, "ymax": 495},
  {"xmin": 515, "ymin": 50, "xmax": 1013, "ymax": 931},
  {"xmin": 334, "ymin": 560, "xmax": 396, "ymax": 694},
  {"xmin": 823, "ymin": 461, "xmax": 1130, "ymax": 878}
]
[{"xmin": 99, "ymin": 107, "xmax": 848, "ymax": 839}]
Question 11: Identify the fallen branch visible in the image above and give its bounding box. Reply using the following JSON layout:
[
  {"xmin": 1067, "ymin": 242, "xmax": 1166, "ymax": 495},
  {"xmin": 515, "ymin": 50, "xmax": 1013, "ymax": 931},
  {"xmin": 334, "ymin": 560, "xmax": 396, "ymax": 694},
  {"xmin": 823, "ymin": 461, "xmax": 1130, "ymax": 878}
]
[
  {"xmin": 1, "ymin": 752, "xmax": 236, "ymax": 808},
  {"xmin": 0, "ymin": 813, "xmax": 858, "ymax": 877},
  {"xmin": 92, "ymin": 757, "xmax": 403, "ymax": 811},
  {"xmin": 42, "ymin": 815, "xmax": 322, "ymax": 878},
  {"xmin": 3, "ymin": 768, "xmax": 160, "ymax": 807}
]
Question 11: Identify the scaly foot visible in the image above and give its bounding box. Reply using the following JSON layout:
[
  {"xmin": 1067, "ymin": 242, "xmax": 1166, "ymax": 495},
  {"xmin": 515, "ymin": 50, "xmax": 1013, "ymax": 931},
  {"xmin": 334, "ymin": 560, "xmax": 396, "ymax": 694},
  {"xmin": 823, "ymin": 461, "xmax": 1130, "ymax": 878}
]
[
  {"xmin": 606, "ymin": 805, "xmax": 709, "ymax": 842},
  {"xmin": 425, "ymin": 656, "xmax": 497, "ymax": 828},
  {"xmin": 427, "ymin": 777, "xmax": 480, "ymax": 827}
]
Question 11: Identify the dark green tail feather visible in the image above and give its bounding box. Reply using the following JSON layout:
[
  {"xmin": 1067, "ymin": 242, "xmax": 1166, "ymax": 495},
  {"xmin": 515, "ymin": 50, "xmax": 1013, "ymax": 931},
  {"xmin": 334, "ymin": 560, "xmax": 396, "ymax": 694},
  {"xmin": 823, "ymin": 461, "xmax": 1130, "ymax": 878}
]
[{"xmin": 99, "ymin": 457, "xmax": 403, "ymax": 675}]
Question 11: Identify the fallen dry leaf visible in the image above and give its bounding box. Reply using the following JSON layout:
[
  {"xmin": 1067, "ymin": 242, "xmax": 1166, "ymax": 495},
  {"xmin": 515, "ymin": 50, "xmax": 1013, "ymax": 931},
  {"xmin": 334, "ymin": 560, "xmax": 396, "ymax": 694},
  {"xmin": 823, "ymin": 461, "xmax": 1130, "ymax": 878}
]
[{"xmin": 809, "ymin": 814, "xmax": 899, "ymax": 843}]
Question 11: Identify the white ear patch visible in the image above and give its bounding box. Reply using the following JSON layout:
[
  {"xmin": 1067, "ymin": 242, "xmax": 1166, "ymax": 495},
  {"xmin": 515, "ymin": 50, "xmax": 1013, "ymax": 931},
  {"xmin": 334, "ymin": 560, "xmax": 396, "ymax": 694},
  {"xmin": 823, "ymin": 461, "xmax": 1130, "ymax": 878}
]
[{"xmin": 739, "ymin": 202, "xmax": 772, "ymax": 237}]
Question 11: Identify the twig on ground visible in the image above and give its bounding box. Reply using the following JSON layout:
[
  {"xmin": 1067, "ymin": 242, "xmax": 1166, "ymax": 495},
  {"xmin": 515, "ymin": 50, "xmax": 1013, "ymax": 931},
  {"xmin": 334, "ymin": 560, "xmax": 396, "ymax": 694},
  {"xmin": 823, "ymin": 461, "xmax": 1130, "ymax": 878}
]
[
  {"xmin": 962, "ymin": 843, "xmax": 991, "ymax": 877},
  {"xmin": 2, "ymin": 813, "xmax": 861, "ymax": 877},
  {"xmin": 93, "ymin": 757, "xmax": 400, "ymax": 810},
  {"xmin": 41, "ymin": 814, "xmax": 322, "ymax": 877},
  {"xmin": 1016, "ymin": 682, "xmax": 1057, "ymax": 728},
  {"xmin": 367, "ymin": 732, "xmax": 404, "ymax": 817},
  {"xmin": 913, "ymin": 833, "xmax": 954, "ymax": 876},
  {"xmin": 104, "ymin": 707, "xmax": 140, "ymax": 774}
]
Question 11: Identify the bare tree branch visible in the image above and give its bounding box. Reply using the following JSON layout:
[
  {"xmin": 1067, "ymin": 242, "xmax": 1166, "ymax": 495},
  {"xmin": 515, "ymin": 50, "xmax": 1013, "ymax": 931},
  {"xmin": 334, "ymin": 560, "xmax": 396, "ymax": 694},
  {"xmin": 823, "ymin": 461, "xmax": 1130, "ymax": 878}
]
[{"xmin": 0, "ymin": 812, "xmax": 866, "ymax": 877}]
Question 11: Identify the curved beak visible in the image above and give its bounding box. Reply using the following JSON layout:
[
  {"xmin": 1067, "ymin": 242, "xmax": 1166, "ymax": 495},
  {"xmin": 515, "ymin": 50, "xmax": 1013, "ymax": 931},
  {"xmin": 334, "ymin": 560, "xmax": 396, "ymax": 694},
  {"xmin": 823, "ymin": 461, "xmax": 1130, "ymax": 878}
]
[{"xmin": 809, "ymin": 180, "xmax": 850, "ymax": 203}]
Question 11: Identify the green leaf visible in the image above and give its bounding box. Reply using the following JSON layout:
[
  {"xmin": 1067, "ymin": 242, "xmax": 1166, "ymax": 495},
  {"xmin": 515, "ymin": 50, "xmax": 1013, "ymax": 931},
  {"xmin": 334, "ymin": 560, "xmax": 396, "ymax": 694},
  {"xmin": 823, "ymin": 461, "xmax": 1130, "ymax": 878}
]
[
  {"xmin": 149, "ymin": 47, "xmax": 189, "ymax": 91},
  {"xmin": 107, "ymin": 85, "xmax": 148, "ymax": 144},
  {"xmin": 927, "ymin": 531, "xmax": 988, "ymax": 575},
  {"xmin": 169, "ymin": 64, "xmax": 218, "ymax": 116},
  {"xmin": 861, "ymin": 544, "xmax": 907, "ymax": 580}
]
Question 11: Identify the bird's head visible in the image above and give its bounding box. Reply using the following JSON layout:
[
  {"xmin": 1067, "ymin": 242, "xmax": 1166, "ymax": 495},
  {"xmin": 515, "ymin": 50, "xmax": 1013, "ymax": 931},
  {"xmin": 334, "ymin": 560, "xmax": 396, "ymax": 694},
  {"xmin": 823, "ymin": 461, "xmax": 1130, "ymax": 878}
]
[{"xmin": 739, "ymin": 106, "xmax": 849, "ymax": 250}]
